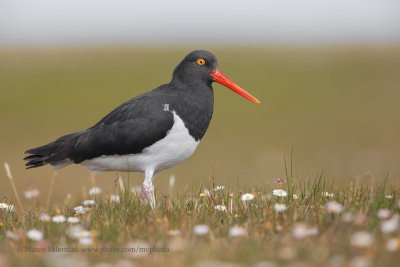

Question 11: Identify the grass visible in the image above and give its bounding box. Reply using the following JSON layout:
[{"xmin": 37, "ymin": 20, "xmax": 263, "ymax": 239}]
[{"xmin": 0, "ymin": 163, "xmax": 399, "ymax": 267}]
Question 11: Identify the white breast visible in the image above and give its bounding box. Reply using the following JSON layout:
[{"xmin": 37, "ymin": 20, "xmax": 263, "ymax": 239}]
[{"xmin": 80, "ymin": 111, "xmax": 200, "ymax": 174}]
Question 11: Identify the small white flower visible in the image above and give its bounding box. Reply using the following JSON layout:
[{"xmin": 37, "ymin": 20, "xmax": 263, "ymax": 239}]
[
  {"xmin": 0, "ymin": 203, "xmax": 9, "ymax": 209},
  {"xmin": 229, "ymin": 226, "xmax": 247, "ymax": 237},
  {"xmin": 377, "ymin": 209, "xmax": 391, "ymax": 220},
  {"xmin": 75, "ymin": 206, "xmax": 91, "ymax": 215},
  {"xmin": 89, "ymin": 187, "xmax": 102, "ymax": 195},
  {"xmin": 67, "ymin": 225, "xmax": 91, "ymax": 239},
  {"xmin": 67, "ymin": 217, "xmax": 81, "ymax": 224},
  {"xmin": 273, "ymin": 189, "xmax": 287, "ymax": 197},
  {"xmin": 241, "ymin": 193, "xmax": 255, "ymax": 201},
  {"xmin": 292, "ymin": 223, "xmax": 309, "ymax": 240},
  {"xmin": 350, "ymin": 231, "xmax": 374, "ymax": 248},
  {"xmin": 24, "ymin": 189, "xmax": 39, "ymax": 199},
  {"xmin": 322, "ymin": 192, "xmax": 334, "ymax": 198},
  {"xmin": 385, "ymin": 195, "xmax": 393, "ymax": 199},
  {"xmin": 167, "ymin": 230, "xmax": 181, "ymax": 236},
  {"xmin": 39, "ymin": 213, "xmax": 51, "ymax": 222},
  {"xmin": 193, "ymin": 225, "xmax": 209, "ymax": 235},
  {"xmin": 52, "ymin": 215, "xmax": 66, "ymax": 223},
  {"xmin": 79, "ymin": 237, "xmax": 93, "ymax": 246},
  {"xmin": 83, "ymin": 200, "xmax": 95, "ymax": 206},
  {"xmin": 326, "ymin": 201, "xmax": 343, "ymax": 214},
  {"xmin": 110, "ymin": 194, "xmax": 120, "ymax": 203},
  {"xmin": 274, "ymin": 203, "xmax": 287, "ymax": 212},
  {"xmin": 381, "ymin": 216, "xmax": 399, "ymax": 234},
  {"xmin": 6, "ymin": 231, "xmax": 19, "ymax": 241},
  {"xmin": 214, "ymin": 205, "xmax": 227, "ymax": 212},
  {"xmin": 27, "ymin": 229, "xmax": 43, "ymax": 241},
  {"xmin": 293, "ymin": 194, "xmax": 299, "ymax": 200},
  {"xmin": 214, "ymin": 186, "xmax": 225, "ymax": 191},
  {"xmin": 387, "ymin": 238, "xmax": 400, "ymax": 252}
]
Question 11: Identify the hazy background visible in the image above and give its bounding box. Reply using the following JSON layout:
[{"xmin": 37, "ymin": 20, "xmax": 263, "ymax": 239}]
[{"xmin": 1, "ymin": 0, "xmax": 399, "ymax": 203}]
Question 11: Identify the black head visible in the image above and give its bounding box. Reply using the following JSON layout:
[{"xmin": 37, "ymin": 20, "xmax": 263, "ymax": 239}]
[
  {"xmin": 172, "ymin": 50, "xmax": 261, "ymax": 104},
  {"xmin": 172, "ymin": 50, "xmax": 218, "ymax": 86}
]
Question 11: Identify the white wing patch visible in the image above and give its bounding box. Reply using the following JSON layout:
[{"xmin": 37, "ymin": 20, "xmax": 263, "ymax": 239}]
[{"xmin": 163, "ymin": 104, "xmax": 170, "ymax": 112}]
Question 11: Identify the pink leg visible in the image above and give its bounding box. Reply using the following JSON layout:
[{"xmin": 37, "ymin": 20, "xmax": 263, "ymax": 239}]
[{"xmin": 141, "ymin": 170, "xmax": 155, "ymax": 208}]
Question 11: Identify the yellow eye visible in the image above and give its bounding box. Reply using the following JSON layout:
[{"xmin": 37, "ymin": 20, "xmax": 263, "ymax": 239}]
[{"xmin": 197, "ymin": 58, "xmax": 205, "ymax": 65}]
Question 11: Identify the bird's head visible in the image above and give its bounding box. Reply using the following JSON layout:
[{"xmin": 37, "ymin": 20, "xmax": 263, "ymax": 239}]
[{"xmin": 172, "ymin": 50, "xmax": 260, "ymax": 104}]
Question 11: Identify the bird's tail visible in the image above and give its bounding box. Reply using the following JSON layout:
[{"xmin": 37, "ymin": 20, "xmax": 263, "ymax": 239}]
[{"xmin": 24, "ymin": 131, "xmax": 85, "ymax": 169}]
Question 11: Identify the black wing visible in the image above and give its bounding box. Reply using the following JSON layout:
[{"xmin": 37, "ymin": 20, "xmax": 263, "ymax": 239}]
[{"xmin": 24, "ymin": 87, "xmax": 174, "ymax": 167}]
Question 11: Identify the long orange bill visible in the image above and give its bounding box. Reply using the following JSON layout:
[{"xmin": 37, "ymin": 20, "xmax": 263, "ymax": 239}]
[{"xmin": 210, "ymin": 70, "xmax": 260, "ymax": 104}]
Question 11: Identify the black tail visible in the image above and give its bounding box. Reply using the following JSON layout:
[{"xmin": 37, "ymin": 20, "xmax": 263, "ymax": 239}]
[{"xmin": 24, "ymin": 131, "xmax": 86, "ymax": 169}]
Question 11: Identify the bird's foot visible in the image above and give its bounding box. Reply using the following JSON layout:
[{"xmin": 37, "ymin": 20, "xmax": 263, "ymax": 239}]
[{"xmin": 141, "ymin": 182, "xmax": 155, "ymax": 209}]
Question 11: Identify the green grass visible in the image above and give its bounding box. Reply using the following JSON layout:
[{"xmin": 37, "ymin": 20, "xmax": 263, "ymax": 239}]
[{"xmin": 0, "ymin": 165, "xmax": 399, "ymax": 267}]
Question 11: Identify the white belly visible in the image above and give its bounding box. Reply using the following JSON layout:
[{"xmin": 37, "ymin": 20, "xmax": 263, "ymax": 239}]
[{"xmin": 80, "ymin": 111, "xmax": 199, "ymax": 173}]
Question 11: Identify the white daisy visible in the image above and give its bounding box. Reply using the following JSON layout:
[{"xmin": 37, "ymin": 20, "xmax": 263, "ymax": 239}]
[
  {"xmin": 273, "ymin": 189, "xmax": 287, "ymax": 197},
  {"xmin": 6, "ymin": 231, "xmax": 19, "ymax": 241},
  {"xmin": 214, "ymin": 205, "xmax": 227, "ymax": 212},
  {"xmin": 24, "ymin": 189, "xmax": 39, "ymax": 199},
  {"xmin": 67, "ymin": 217, "xmax": 81, "ymax": 224},
  {"xmin": 385, "ymin": 195, "xmax": 393, "ymax": 199},
  {"xmin": 0, "ymin": 203, "xmax": 9, "ymax": 209},
  {"xmin": 27, "ymin": 229, "xmax": 43, "ymax": 241},
  {"xmin": 274, "ymin": 203, "xmax": 287, "ymax": 212},
  {"xmin": 39, "ymin": 213, "xmax": 51, "ymax": 222},
  {"xmin": 79, "ymin": 237, "xmax": 93, "ymax": 246},
  {"xmin": 89, "ymin": 187, "xmax": 102, "ymax": 195},
  {"xmin": 214, "ymin": 186, "xmax": 225, "ymax": 191},
  {"xmin": 75, "ymin": 206, "xmax": 91, "ymax": 215},
  {"xmin": 350, "ymin": 231, "xmax": 374, "ymax": 248},
  {"xmin": 83, "ymin": 200, "xmax": 95, "ymax": 206},
  {"xmin": 292, "ymin": 223, "xmax": 318, "ymax": 239},
  {"xmin": 241, "ymin": 193, "xmax": 255, "ymax": 201},
  {"xmin": 293, "ymin": 194, "xmax": 299, "ymax": 200},
  {"xmin": 67, "ymin": 225, "xmax": 91, "ymax": 239},
  {"xmin": 193, "ymin": 225, "xmax": 209, "ymax": 235},
  {"xmin": 292, "ymin": 223, "xmax": 309, "ymax": 240},
  {"xmin": 377, "ymin": 209, "xmax": 391, "ymax": 220},
  {"xmin": 322, "ymin": 192, "xmax": 334, "ymax": 198},
  {"xmin": 229, "ymin": 226, "xmax": 247, "ymax": 237},
  {"xmin": 326, "ymin": 201, "xmax": 343, "ymax": 214},
  {"xmin": 110, "ymin": 194, "xmax": 120, "ymax": 203},
  {"xmin": 381, "ymin": 216, "xmax": 399, "ymax": 234},
  {"xmin": 167, "ymin": 230, "xmax": 181, "ymax": 236},
  {"xmin": 52, "ymin": 215, "xmax": 66, "ymax": 223}
]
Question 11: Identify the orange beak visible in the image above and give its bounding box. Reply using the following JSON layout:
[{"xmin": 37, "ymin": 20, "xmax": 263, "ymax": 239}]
[{"xmin": 210, "ymin": 70, "xmax": 260, "ymax": 104}]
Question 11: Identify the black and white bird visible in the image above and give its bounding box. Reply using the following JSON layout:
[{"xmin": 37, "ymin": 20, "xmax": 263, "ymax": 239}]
[{"xmin": 24, "ymin": 50, "xmax": 260, "ymax": 206}]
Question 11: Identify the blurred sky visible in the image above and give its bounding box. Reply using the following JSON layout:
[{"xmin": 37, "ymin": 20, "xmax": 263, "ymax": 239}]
[{"xmin": 1, "ymin": 0, "xmax": 400, "ymax": 47}]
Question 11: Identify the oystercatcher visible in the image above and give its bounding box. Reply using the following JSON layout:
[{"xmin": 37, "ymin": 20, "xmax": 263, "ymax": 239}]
[{"xmin": 24, "ymin": 50, "xmax": 260, "ymax": 206}]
